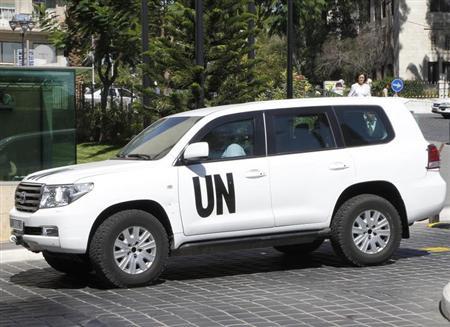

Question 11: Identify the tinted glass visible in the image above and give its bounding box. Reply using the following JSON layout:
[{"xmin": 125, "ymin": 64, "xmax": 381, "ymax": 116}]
[
  {"xmin": 335, "ymin": 106, "xmax": 391, "ymax": 147},
  {"xmin": 200, "ymin": 119, "xmax": 255, "ymax": 160},
  {"xmin": 270, "ymin": 112, "xmax": 335, "ymax": 154},
  {"xmin": 0, "ymin": 68, "xmax": 76, "ymax": 181},
  {"xmin": 119, "ymin": 117, "xmax": 201, "ymax": 160}
]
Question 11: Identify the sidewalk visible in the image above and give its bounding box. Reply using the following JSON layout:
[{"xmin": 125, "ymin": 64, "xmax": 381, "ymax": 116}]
[
  {"xmin": 404, "ymin": 98, "xmax": 436, "ymax": 114},
  {"xmin": 0, "ymin": 241, "xmax": 42, "ymax": 264}
]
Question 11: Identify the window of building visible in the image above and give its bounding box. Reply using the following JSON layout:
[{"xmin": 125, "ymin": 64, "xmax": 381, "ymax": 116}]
[
  {"xmin": 430, "ymin": 0, "xmax": 450, "ymax": 12},
  {"xmin": 431, "ymin": 35, "xmax": 437, "ymax": 49},
  {"xmin": 32, "ymin": 0, "xmax": 57, "ymax": 9},
  {"xmin": 0, "ymin": 2, "xmax": 15, "ymax": 21},
  {"xmin": 428, "ymin": 62, "xmax": 439, "ymax": 83},
  {"xmin": 444, "ymin": 62, "xmax": 450, "ymax": 80},
  {"xmin": 335, "ymin": 106, "xmax": 392, "ymax": 147},
  {"xmin": 0, "ymin": 42, "xmax": 21, "ymax": 64}
]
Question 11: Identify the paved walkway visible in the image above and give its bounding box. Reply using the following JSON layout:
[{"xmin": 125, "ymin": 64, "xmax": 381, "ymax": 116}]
[{"xmin": 1, "ymin": 224, "xmax": 449, "ymax": 327}]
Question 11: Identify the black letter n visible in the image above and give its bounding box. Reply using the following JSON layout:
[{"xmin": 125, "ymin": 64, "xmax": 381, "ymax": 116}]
[{"xmin": 214, "ymin": 173, "xmax": 236, "ymax": 215}]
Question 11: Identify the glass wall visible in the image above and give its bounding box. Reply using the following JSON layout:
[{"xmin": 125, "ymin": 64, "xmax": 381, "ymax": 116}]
[{"xmin": 0, "ymin": 68, "xmax": 76, "ymax": 181}]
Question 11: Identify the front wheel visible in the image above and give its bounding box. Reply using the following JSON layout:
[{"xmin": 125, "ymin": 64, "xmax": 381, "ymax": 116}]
[
  {"xmin": 442, "ymin": 113, "xmax": 450, "ymax": 119},
  {"xmin": 89, "ymin": 210, "xmax": 169, "ymax": 288},
  {"xmin": 330, "ymin": 194, "xmax": 402, "ymax": 266}
]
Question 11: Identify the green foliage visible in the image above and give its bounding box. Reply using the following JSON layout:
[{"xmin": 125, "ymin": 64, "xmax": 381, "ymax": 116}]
[
  {"xmin": 146, "ymin": 0, "xmax": 266, "ymax": 114},
  {"xmin": 371, "ymin": 77, "xmax": 395, "ymax": 97},
  {"xmin": 402, "ymin": 80, "xmax": 438, "ymax": 98},
  {"xmin": 257, "ymin": 73, "xmax": 313, "ymax": 100}
]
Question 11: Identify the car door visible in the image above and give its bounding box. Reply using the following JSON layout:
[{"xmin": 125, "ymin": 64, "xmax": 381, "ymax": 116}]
[
  {"xmin": 177, "ymin": 112, "xmax": 274, "ymax": 236},
  {"xmin": 266, "ymin": 106, "xmax": 355, "ymax": 227}
]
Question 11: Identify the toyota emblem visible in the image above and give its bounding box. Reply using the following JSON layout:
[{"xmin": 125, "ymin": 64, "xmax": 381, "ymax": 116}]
[{"xmin": 19, "ymin": 191, "xmax": 27, "ymax": 204}]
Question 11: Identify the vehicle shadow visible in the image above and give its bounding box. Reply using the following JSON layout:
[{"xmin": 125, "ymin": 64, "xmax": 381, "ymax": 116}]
[{"xmin": 8, "ymin": 242, "xmax": 431, "ymax": 290}]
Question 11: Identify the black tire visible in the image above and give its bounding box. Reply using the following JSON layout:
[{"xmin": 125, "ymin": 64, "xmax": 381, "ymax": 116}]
[
  {"xmin": 274, "ymin": 239, "xmax": 324, "ymax": 255},
  {"xmin": 330, "ymin": 194, "xmax": 402, "ymax": 266},
  {"xmin": 442, "ymin": 113, "xmax": 450, "ymax": 119},
  {"xmin": 43, "ymin": 251, "xmax": 92, "ymax": 275},
  {"xmin": 89, "ymin": 210, "xmax": 169, "ymax": 288}
]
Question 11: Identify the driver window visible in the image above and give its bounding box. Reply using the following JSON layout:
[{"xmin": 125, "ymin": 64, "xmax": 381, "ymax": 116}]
[{"xmin": 200, "ymin": 119, "xmax": 255, "ymax": 160}]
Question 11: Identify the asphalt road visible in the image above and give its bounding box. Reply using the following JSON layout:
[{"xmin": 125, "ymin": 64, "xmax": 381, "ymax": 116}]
[
  {"xmin": 1, "ymin": 224, "xmax": 449, "ymax": 327},
  {"xmin": 415, "ymin": 113, "xmax": 450, "ymax": 143}
]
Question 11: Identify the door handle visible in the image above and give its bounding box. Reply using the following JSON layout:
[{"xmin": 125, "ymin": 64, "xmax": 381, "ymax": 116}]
[
  {"xmin": 245, "ymin": 169, "xmax": 266, "ymax": 178},
  {"xmin": 329, "ymin": 162, "xmax": 349, "ymax": 171}
]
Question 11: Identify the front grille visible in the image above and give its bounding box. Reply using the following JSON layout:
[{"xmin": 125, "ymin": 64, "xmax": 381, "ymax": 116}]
[{"xmin": 15, "ymin": 182, "xmax": 43, "ymax": 213}]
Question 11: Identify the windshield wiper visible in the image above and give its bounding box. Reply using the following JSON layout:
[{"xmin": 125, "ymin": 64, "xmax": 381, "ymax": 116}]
[{"xmin": 116, "ymin": 153, "xmax": 152, "ymax": 160}]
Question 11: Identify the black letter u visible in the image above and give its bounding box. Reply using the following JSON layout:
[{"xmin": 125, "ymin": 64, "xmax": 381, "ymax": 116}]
[{"xmin": 193, "ymin": 176, "xmax": 215, "ymax": 218}]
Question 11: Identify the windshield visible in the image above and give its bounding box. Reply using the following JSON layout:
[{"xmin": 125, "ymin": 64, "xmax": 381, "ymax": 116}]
[{"xmin": 117, "ymin": 116, "xmax": 201, "ymax": 160}]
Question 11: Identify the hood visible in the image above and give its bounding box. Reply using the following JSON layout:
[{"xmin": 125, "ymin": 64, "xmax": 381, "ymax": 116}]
[{"xmin": 24, "ymin": 159, "xmax": 155, "ymax": 184}]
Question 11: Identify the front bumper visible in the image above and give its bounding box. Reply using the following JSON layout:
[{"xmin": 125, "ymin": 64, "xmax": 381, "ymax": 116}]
[
  {"xmin": 10, "ymin": 231, "xmax": 60, "ymax": 253},
  {"xmin": 9, "ymin": 205, "xmax": 95, "ymax": 254},
  {"xmin": 432, "ymin": 105, "xmax": 450, "ymax": 114}
]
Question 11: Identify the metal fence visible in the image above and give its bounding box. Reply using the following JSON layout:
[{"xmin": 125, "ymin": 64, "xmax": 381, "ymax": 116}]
[{"xmin": 75, "ymin": 83, "xmax": 143, "ymax": 143}]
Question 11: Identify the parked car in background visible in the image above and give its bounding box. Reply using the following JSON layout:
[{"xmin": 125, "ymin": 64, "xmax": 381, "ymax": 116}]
[
  {"xmin": 431, "ymin": 99, "xmax": 450, "ymax": 118},
  {"xmin": 84, "ymin": 87, "xmax": 137, "ymax": 109}
]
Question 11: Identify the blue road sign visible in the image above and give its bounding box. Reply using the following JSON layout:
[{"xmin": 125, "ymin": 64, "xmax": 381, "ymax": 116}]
[{"xmin": 391, "ymin": 78, "xmax": 404, "ymax": 93}]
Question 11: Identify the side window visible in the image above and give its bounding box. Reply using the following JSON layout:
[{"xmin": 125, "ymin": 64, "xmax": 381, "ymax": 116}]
[
  {"xmin": 199, "ymin": 119, "xmax": 255, "ymax": 160},
  {"xmin": 269, "ymin": 111, "xmax": 336, "ymax": 154},
  {"xmin": 335, "ymin": 106, "xmax": 392, "ymax": 147}
]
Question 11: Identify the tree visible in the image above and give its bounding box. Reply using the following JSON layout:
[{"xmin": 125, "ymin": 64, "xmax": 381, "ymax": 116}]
[
  {"xmin": 315, "ymin": 27, "xmax": 385, "ymax": 83},
  {"xmin": 266, "ymin": 0, "xmax": 362, "ymax": 83},
  {"xmin": 39, "ymin": 0, "xmax": 141, "ymax": 142},
  {"xmin": 147, "ymin": 0, "xmax": 265, "ymax": 114}
]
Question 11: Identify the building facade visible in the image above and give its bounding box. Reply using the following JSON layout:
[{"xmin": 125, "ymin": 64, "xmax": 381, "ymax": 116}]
[
  {"xmin": 0, "ymin": 0, "xmax": 66, "ymax": 67},
  {"xmin": 364, "ymin": 0, "xmax": 450, "ymax": 82}
]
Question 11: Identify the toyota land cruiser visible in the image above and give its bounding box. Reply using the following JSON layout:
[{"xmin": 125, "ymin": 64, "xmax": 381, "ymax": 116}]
[{"xmin": 10, "ymin": 98, "xmax": 446, "ymax": 287}]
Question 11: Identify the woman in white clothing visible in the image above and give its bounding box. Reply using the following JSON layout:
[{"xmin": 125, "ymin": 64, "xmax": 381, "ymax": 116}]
[{"xmin": 348, "ymin": 73, "xmax": 371, "ymax": 97}]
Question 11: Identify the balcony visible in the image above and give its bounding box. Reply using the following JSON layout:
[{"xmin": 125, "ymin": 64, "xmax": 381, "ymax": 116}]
[{"xmin": 0, "ymin": 7, "xmax": 16, "ymax": 30}]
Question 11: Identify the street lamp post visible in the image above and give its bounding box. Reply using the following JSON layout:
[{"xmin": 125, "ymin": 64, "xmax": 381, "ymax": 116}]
[
  {"xmin": 9, "ymin": 14, "xmax": 35, "ymax": 66},
  {"xmin": 195, "ymin": 0, "xmax": 204, "ymax": 108},
  {"xmin": 141, "ymin": 0, "xmax": 150, "ymax": 117},
  {"xmin": 287, "ymin": 0, "xmax": 294, "ymax": 99}
]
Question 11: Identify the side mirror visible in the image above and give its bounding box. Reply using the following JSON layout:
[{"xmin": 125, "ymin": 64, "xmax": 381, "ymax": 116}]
[{"xmin": 183, "ymin": 142, "xmax": 209, "ymax": 162}]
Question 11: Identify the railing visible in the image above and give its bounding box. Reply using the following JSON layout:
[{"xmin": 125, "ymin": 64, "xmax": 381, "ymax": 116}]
[{"xmin": 0, "ymin": 7, "xmax": 15, "ymax": 20}]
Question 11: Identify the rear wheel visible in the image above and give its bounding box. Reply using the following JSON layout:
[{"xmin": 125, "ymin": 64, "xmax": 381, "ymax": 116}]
[
  {"xmin": 89, "ymin": 210, "xmax": 169, "ymax": 288},
  {"xmin": 330, "ymin": 194, "xmax": 402, "ymax": 266},
  {"xmin": 274, "ymin": 239, "xmax": 324, "ymax": 255},
  {"xmin": 43, "ymin": 251, "xmax": 92, "ymax": 275}
]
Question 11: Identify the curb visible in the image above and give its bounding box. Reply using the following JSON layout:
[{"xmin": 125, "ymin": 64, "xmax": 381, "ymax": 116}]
[
  {"xmin": 0, "ymin": 245, "xmax": 43, "ymax": 264},
  {"xmin": 441, "ymin": 282, "xmax": 450, "ymax": 321}
]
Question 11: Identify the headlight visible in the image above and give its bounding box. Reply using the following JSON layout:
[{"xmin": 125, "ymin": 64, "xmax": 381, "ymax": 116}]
[{"xmin": 40, "ymin": 183, "xmax": 94, "ymax": 209}]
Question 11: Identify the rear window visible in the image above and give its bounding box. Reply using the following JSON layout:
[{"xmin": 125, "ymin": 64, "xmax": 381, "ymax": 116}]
[{"xmin": 335, "ymin": 106, "xmax": 394, "ymax": 147}]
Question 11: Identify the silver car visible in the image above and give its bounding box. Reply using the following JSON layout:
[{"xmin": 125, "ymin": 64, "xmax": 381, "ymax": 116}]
[{"xmin": 432, "ymin": 99, "xmax": 450, "ymax": 119}]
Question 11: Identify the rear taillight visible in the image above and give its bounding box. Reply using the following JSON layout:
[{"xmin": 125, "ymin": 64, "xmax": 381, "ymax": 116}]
[{"xmin": 427, "ymin": 144, "xmax": 440, "ymax": 169}]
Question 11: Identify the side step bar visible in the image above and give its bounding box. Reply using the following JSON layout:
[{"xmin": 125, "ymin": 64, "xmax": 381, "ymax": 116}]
[{"xmin": 173, "ymin": 228, "xmax": 331, "ymax": 256}]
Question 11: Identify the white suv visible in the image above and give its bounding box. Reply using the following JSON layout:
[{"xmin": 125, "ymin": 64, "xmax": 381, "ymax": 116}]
[{"xmin": 10, "ymin": 98, "xmax": 446, "ymax": 287}]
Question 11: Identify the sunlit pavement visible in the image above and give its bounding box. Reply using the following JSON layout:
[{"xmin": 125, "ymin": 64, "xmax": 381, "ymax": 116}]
[{"xmin": 0, "ymin": 224, "xmax": 449, "ymax": 327}]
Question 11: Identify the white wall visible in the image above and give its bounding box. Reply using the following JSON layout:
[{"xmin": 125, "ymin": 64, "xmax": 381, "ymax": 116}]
[{"xmin": 398, "ymin": 0, "xmax": 450, "ymax": 80}]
